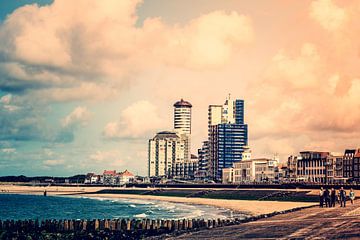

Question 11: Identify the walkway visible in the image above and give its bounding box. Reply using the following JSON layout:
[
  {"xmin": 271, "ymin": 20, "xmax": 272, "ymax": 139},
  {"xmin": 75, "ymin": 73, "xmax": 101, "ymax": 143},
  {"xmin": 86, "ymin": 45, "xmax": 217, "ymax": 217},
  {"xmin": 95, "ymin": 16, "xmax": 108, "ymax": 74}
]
[{"xmin": 172, "ymin": 201, "xmax": 360, "ymax": 239}]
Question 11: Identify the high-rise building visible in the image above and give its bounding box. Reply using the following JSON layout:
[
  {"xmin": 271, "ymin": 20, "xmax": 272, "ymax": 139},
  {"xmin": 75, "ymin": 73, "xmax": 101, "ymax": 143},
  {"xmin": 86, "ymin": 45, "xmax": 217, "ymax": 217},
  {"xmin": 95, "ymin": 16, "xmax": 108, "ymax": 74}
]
[
  {"xmin": 148, "ymin": 131, "xmax": 185, "ymax": 177},
  {"xmin": 197, "ymin": 141, "xmax": 209, "ymax": 179},
  {"xmin": 148, "ymin": 99, "xmax": 196, "ymax": 179},
  {"xmin": 173, "ymin": 99, "xmax": 192, "ymax": 161},
  {"xmin": 174, "ymin": 99, "xmax": 192, "ymax": 135},
  {"xmin": 215, "ymin": 123, "xmax": 248, "ymax": 180},
  {"xmin": 207, "ymin": 95, "xmax": 248, "ymax": 181}
]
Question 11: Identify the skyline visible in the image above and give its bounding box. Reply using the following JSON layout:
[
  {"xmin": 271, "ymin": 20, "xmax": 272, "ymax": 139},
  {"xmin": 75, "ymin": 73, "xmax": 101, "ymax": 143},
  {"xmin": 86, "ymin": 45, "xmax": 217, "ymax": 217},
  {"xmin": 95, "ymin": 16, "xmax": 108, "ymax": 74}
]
[{"xmin": 1, "ymin": 0, "xmax": 360, "ymax": 176}]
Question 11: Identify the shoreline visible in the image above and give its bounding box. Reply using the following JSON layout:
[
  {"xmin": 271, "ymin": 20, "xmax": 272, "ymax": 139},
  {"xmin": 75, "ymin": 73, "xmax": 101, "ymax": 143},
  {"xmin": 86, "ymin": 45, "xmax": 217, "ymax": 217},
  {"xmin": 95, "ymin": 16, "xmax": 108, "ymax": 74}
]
[
  {"xmin": 0, "ymin": 184, "xmax": 316, "ymax": 216},
  {"xmin": 79, "ymin": 193, "xmax": 315, "ymax": 216}
]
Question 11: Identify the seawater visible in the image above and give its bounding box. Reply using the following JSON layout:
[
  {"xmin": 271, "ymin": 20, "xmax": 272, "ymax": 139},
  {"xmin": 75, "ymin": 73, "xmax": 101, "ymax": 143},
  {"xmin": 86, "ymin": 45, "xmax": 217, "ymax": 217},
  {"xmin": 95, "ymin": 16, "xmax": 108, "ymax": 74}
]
[{"xmin": 0, "ymin": 194, "xmax": 244, "ymax": 220}]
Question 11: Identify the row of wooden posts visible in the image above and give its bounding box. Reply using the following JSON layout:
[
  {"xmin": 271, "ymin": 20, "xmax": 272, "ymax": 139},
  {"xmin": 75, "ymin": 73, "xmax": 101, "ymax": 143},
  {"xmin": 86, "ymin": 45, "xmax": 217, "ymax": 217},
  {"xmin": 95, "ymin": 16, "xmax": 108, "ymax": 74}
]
[{"xmin": 0, "ymin": 217, "xmax": 246, "ymax": 234}]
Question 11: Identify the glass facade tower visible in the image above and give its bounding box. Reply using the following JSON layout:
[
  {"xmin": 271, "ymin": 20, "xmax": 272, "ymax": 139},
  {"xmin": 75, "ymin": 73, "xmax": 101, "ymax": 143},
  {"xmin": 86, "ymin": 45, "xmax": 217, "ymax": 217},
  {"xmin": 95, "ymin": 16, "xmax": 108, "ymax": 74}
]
[
  {"xmin": 207, "ymin": 96, "xmax": 248, "ymax": 181},
  {"xmin": 216, "ymin": 123, "xmax": 248, "ymax": 180}
]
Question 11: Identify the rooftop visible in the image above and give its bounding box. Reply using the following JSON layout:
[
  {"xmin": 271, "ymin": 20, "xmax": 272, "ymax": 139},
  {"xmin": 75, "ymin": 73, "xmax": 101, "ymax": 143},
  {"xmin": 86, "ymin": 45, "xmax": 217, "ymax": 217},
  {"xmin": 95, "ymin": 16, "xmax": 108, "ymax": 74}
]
[
  {"xmin": 154, "ymin": 131, "xmax": 179, "ymax": 139},
  {"xmin": 103, "ymin": 170, "xmax": 116, "ymax": 175},
  {"xmin": 174, "ymin": 99, "xmax": 192, "ymax": 108},
  {"xmin": 119, "ymin": 170, "xmax": 134, "ymax": 177}
]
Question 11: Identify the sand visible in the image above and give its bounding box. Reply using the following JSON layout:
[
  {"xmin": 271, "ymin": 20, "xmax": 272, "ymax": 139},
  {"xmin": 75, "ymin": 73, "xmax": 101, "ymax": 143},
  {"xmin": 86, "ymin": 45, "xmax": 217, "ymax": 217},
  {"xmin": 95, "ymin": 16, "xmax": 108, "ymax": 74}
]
[{"xmin": 0, "ymin": 184, "xmax": 317, "ymax": 216}]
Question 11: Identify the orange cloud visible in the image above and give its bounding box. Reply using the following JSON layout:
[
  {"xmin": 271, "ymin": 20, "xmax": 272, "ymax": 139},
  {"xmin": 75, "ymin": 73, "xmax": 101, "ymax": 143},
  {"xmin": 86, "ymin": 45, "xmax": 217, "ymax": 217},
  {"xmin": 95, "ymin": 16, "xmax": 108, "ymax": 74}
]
[{"xmin": 0, "ymin": 0, "xmax": 254, "ymax": 101}]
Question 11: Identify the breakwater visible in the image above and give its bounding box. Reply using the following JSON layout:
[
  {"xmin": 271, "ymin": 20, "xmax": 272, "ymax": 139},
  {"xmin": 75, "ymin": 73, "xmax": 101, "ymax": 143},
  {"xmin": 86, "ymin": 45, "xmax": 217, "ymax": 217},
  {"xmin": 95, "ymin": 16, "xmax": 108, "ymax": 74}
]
[{"xmin": 0, "ymin": 217, "xmax": 243, "ymax": 239}]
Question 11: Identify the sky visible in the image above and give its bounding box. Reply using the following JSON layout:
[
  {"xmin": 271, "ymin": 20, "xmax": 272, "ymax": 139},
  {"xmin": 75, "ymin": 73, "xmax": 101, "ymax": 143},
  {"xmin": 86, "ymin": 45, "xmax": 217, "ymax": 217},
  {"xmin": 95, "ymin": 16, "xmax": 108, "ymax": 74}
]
[{"xmin": 0, "ymin": 0, "xmax": 359, "ymax": 176}]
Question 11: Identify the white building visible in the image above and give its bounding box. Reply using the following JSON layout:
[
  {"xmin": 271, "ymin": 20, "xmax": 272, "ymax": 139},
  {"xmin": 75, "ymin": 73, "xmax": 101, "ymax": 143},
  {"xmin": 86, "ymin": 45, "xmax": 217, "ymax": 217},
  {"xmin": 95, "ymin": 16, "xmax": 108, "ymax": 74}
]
[
  {"xmin": 119, "ymin": 170, "xmax": 135, "ymax": 185},
  {"xmin": 148, "ymin": 131, "xmax": 186, "ymax": 177},
  {"xmin": 173, "ymin": 99, "xmax": 192, "ymax": 161},
  {"xmin": 222, "ymin": 158, "xmax": 279, "ymax": 184}
]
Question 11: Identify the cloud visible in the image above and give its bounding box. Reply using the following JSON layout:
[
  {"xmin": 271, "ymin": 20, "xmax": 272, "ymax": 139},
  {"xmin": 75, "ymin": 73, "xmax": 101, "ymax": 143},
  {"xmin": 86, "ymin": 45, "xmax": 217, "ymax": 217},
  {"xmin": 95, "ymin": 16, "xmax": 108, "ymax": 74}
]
[
  {"xmin": 62, "ymin": 106, "xmax": 91, "ymax": 127},
  {"xmin": 0, "ymin": 0, "xmax": 254, "ymax": 102},
  {"xmin": 1, "ymin": 148, "xmax": 16, "ymax": 154},
  {"xmin": 89, "ymin": 150, "xmax": 123, "ymax": 168},
  {"xmin": 54, "ymin": 106, "xmax": 92, "ymax": 143},
  {"xmin": 43, "ymin": 159, "xmax": 65, "ymax": 166},
  {"xmin": 310, "ymin": 0, "xmax": 347, "ymax": 32},
  {"xmin": 248, "ymin": 40, "xmax": 360, "ymax": 159},
  {"xmin": 103, "ymin": 100, "xmax": 166, "ymax": 139},
  {"xmin": 0, "ymin": 94, "xmax": 12, "ymax": 104},
  {"xmin": 0, "ymin": 96, "xmax": 51, "ymax": 142}
]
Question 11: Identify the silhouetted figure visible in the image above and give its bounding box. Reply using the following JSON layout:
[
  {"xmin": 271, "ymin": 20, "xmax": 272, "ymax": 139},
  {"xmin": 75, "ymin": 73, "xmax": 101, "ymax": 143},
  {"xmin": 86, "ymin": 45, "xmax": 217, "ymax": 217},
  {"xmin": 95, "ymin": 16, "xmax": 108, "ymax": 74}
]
[
  {"xmin": 319, "ymin": 187, "xmax": 324, "ymax": 208},
  {"xmin": 330, "ymin": 188, "xmax": 336, "ymax": 207},
  {"xmin": 43, "ymin": 190, "xmax": 47, "ymax": 196},
  {"xmin": 339, "ymin": 187, "xmax": 346, "ymax": 207},
  {"xmin": 324, "ymin": 188, "xmax": 330, "ymax": 208}
]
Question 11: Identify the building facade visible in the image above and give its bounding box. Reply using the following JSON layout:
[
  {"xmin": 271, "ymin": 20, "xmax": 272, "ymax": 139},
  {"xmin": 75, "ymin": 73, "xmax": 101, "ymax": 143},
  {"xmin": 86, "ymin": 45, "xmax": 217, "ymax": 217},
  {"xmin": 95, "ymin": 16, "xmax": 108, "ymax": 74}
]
[
  {"xmin": 99, "ymin": 170, "xmax": 134, "ymax": 185},
  {"xmin": 148, "ymin": 131, "xmax": 185, "ymax": 177},
  {"xmin": 215, "ymin": 123, "xmax": 248, "ymax": 180},
  {"xmin": 353, "ymin": 151, "xmax": 360, "ymax": 183},
  {"xmin": 326, "ymin": 153, "xmax": 344, "ymax": 183},
  {"xmin": 296, "ymin": 151, "xmax": 329, "ymax": 183},
  {"xmin": 343, "ymin": 149, "xmax": 360, "ymax": 183},
  {"xmin": 207, "ymin": 96, "xmax": 248, "ymax": 181},
  {"xmin": 173, "ymin": 99, "xmax": 192, "ymax": 162},
  {"xmin": 335, "ymin": 155, "xmax": 344, "ymax": 180},
  {"xmin": 197, "ymin": 141, "xmax": 209, "ymax": 179},
  {"xmin": 148, "ymin": 99, "xmax": 198, "ymax": 180},
  {"xmin": 287, "ymin": 155, "xmax": 299, "ymax": 181},
  {"xmin": 222, "ymin": 158, "xmax": 278, "ymax": 184},
  {"xmin": 343, "ymin": 149, "xmax": 356, "ymax": 181}
]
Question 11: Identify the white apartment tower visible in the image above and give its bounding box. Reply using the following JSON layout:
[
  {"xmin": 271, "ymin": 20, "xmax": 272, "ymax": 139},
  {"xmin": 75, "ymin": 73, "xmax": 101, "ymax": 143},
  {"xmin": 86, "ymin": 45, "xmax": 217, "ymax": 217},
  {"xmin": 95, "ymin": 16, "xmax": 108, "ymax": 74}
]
[
  {"xmin": 173, "ymin": 99, "xmax": 192, "ymax": 161},
  {"xmin": 148, "ymin": 131, "xmax": 185, "ymax": 177},
  {"xmin": 174, "ymin": 99, "xmax": 192, "ymax": 135}
]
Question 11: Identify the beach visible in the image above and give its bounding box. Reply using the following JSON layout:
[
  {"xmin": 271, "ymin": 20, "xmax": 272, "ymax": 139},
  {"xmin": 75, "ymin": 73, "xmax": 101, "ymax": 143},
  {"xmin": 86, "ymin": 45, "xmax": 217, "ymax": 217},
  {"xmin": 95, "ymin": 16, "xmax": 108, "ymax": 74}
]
[{"xmin": 0, "ymin": 184, "xmax": 316, "ymax": 216}]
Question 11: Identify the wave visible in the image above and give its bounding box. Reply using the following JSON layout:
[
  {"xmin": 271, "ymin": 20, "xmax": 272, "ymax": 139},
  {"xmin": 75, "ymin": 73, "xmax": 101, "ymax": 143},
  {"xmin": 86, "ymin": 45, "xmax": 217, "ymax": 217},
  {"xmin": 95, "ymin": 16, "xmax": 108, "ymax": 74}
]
[
  {"xmin": 134, "ymin": 213, "xmax": 147, "ymax": 218},
  {"xmin": 73, "ymin": 195, "xmax": 240, "ymax": 220}
]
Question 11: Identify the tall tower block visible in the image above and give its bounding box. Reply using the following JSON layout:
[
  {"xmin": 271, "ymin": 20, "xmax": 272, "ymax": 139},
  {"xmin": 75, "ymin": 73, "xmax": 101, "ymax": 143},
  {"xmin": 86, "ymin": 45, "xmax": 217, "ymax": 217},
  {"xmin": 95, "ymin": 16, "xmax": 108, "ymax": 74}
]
[{"xmin": 173, "ymin": 99, "xmax": 192, "ymax": 161}]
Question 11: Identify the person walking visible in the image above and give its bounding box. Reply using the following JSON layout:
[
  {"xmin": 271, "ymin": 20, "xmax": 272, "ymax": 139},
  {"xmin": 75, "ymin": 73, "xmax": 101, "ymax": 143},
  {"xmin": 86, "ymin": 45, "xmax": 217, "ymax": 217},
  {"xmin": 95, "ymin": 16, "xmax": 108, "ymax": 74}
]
[
  {"xmin": 339, "ymin": 187, "xmax": 347, "ymax": 207},
  {"xmin": 330, "ymin": 188, "xmax": 336, "ymax": 207},
  {"xmin": 319, "ymin": 187, "xmax": 324, "ymax": 208},
  {"xmin": 324, "ymin": 188, "xmax": 330, "ymax": 208},
  {"xmin": 349, "ymin": 188, "xmax": 355, "ymax": 205}
]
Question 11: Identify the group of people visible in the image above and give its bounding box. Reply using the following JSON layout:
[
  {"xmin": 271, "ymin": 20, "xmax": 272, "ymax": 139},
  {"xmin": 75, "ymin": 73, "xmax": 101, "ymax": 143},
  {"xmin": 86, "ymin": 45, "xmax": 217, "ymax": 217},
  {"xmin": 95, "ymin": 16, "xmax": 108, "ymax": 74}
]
[{"xmin": 319, "ymin": 187, "xmax": 356, "ymax": 208}]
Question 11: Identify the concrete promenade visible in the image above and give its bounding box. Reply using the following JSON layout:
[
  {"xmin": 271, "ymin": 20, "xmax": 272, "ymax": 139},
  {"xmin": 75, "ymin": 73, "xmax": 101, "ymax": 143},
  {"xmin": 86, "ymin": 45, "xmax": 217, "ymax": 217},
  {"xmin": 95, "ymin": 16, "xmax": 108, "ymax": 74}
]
[{"xmin": 173, "ymin": 200, "xmax": 360, "ymax": 239}]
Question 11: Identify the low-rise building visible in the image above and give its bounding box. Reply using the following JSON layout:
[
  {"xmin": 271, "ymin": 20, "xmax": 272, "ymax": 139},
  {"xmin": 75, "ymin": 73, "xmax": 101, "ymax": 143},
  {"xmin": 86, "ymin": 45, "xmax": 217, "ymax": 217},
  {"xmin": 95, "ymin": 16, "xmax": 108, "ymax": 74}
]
[
  {"xmin": 335, "ymin": 155, "xmax": 344, "ymax": 181},
  {"xmin": 287, "ymin": 155, "xmax": 299, "ymax": 181},
  {"xmin": 296, "ymin": 151, "xmax": 330, "ymax": 183},
  {"xmin": 275, "ymin": 164, "xmax": 288, "ymax": 183},
  {"xmin": 326, "ymin": 153, "xmax": 344, "ymax": 184},
  {"xmin": 222, "ymin": 158, "xmax": 278, "ymax": 184},
  {"xmin": 343, "ymin": 149, "xmax": 360, "ymax": 183},
  {"xmin": 353, "ymin": 151, "xmax": 360, "ymax": 183},
  {"xmin": 343, "ymin": 149, "xmax": 356, "ymax": 181},
  {"xmin": 102, "ymin": 170, "xmax": 117, "ymax": 185},
  {"xmin": 119, "ymin": 170, "xmax": 135, "ymax": 185}
]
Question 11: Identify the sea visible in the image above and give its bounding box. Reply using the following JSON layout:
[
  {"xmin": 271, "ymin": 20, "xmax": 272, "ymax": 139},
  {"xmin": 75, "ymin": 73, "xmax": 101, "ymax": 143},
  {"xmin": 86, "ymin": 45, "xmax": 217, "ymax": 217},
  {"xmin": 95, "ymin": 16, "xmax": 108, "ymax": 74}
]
[{"xmin": 0, "ymin": 194, "xmax": 244, "ymax": 220}]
